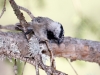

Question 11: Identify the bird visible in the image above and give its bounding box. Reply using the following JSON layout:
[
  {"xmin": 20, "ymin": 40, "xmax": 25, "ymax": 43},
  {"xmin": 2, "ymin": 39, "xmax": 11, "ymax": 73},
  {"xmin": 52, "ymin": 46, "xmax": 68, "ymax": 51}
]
[{"xmin": 24, "ymin": 16, "xmax": 64, "ymax": 45}]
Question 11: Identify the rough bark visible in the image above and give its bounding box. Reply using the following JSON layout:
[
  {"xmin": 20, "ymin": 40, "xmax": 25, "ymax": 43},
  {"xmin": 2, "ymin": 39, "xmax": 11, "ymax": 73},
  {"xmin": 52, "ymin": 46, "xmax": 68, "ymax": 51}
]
[{"xmin": 0, "ymin": 31, "xmax": 99, "ymax": 64}]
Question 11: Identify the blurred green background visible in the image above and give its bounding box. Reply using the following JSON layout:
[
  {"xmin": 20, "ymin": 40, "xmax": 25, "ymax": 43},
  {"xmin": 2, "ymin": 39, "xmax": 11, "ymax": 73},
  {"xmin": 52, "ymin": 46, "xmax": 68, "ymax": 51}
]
[{"xmin": 0, "ymin": 0, "xmax": 100, "ymax": 75}]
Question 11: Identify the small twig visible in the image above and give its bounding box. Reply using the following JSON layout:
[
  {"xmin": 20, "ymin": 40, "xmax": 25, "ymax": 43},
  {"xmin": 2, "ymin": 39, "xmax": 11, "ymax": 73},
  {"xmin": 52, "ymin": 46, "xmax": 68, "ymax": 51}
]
[
  {"xmin": 0, "ymin": 24, "xmax": 16, "ymax": 31},
  {"xmin": 39, "ymin": 58, "xmax": 67, "ymax": 75},
  {"xmin": 8, "ymin": 0, "xmax": 29, "ymax": 31},
  {"xmin": 45, "ymin": 41, "xmax": 56, "ymax": 70},
  {"xmin": 0, "ymin": 0, "xmax": 6, "ymax": 18},
  {"xmin": 8, "ymin": 0, "xmax": 32, "ymax": 42},
  {"xmin": 18, "ymin": 6, "xmax": 34, "ymax": 19},
  {"xmin": 39, "ymin": 55, "xmax": 51, "ymax": 75},
  {"xmin": 66, "ymin": 59, "xmax": 78, "ymax": 75},
  {"xmin": 34, "ymin": 55, "xmax": 39, "ymax": 75}
]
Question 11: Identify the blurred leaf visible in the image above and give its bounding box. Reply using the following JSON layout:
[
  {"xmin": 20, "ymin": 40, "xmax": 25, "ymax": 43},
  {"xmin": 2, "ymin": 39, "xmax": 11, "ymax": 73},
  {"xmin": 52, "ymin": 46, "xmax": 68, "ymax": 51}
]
[
  {"xmin": 0, "ymin": 0, "xmax": 4, "ymax": 8},
  {"xmin": 35, "ymin": 0, "xmax": 45, "ymax": 8},
  {"xmin": 6, "ymin": 58, "xmax": 25, "ymax": 75},
  {"xmin": 75, "ymin": 15, "xmax": 100, "ymax": 40},
  {"xmin": 0, "ymin": 0, "xmax": 8, "ymax": 9}
]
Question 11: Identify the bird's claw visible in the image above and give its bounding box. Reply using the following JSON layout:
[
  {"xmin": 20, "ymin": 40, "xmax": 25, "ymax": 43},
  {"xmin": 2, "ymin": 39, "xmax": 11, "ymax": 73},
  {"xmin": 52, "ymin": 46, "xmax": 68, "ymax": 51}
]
[{"xmin": 39, "ymin": 38, "xmax": 48, "ymax": 44}]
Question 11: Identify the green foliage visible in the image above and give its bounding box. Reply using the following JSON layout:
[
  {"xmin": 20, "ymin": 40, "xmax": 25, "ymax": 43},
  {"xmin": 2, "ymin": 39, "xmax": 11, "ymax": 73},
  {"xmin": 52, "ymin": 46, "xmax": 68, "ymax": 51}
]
[
  {"xmin": 74, "ymin": 15, "xmax": 100, "ymax": 40},
  {"xmin": 0, "ymin": 0, "xmax": 5, "ymax": 9},
  {"xmin": 6, "ymin": 58, "xmax": 25, "ymax": 75}
]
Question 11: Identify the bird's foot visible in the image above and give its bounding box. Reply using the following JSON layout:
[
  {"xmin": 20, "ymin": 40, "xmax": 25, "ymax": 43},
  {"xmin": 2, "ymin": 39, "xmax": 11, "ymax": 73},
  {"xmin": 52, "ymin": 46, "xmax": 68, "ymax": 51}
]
[
  {"xmin": 15, "ymin": 23, "xmax": 23, "ymax": 31},
  {"xmin": 39, "ymin": 38, "xmax": 48, "ymax": 44}
]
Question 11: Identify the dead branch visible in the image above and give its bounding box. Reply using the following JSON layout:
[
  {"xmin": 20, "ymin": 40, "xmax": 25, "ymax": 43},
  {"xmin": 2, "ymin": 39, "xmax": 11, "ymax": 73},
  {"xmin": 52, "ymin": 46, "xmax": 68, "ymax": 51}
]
[
  {"xmin": 45, "ymin": 41, "xmax": 56, "ymax": 70},
  {"xmin": 34, "ymin": 55, "xmax": 39, "ymax": 75},
  {"xmin": 9, "ymin": 0, "xmax": 29, "ymax": 31},
  {"xmin": 52, "ymin": 37, "xmax": 100, "ymax": 64},
  {"xmin": 0, "ymin": 31, "xmax": 99, "ymax": 64},
  {"xmin": 18, "ymin": 6, "xmax": 34, "ymax": 19},
  {"xmin": 0, "ymin": 0, "xmax": 6, "ymax": 18},
  {"xmin": 0, "ymin": 31, "xmax": 67, "ymax": 75},
  {"xmin": 66, "ymin": 59, "xmax": 78, "ymax": 75}
]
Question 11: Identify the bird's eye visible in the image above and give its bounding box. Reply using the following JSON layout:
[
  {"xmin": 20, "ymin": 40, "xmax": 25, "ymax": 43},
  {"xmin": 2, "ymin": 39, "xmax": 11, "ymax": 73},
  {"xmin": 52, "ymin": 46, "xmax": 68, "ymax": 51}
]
[
  {"xmin": 36, "ymin": 17, "xmax": 43, "ymax": 23},
  {"xmin": 36, "ymin": 19, "xmax": 41, "ymax": 23}
]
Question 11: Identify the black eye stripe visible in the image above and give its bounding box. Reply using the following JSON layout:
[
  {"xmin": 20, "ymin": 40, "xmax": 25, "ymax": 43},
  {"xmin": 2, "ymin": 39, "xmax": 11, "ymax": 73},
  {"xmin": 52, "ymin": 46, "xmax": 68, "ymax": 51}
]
[
  {"xmin": 37, "ymin": 19, "xmax": 41, "ymax": 23},
  {"xmin": 59, "ymin": 25, "xmax": 64, "ymax": 38}
]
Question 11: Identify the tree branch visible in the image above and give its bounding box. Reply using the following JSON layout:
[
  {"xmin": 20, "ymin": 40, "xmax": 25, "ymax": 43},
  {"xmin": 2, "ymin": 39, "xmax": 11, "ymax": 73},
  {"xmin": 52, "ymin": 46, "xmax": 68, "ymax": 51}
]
[
  {"xmin": 0, "ymin": 0, "xmax": 6, "ymax": 18},
  {"xmin": 0, "ymin": 31, "xmax": 99, "ymax": 64},
  {"xmin": 9, "ymin": 0, "xmax": 29, "ymax": 31},
  {"xmin": 0, "ymin": 31, "xmax": 67, "ymax": 75},
  {"xmin": 52, "ymin": 37, "xmax": 100, "ymax": 64},
  {"xmin": 18, "ymin": 6, "xmax": 34, "ymax": 19}
]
